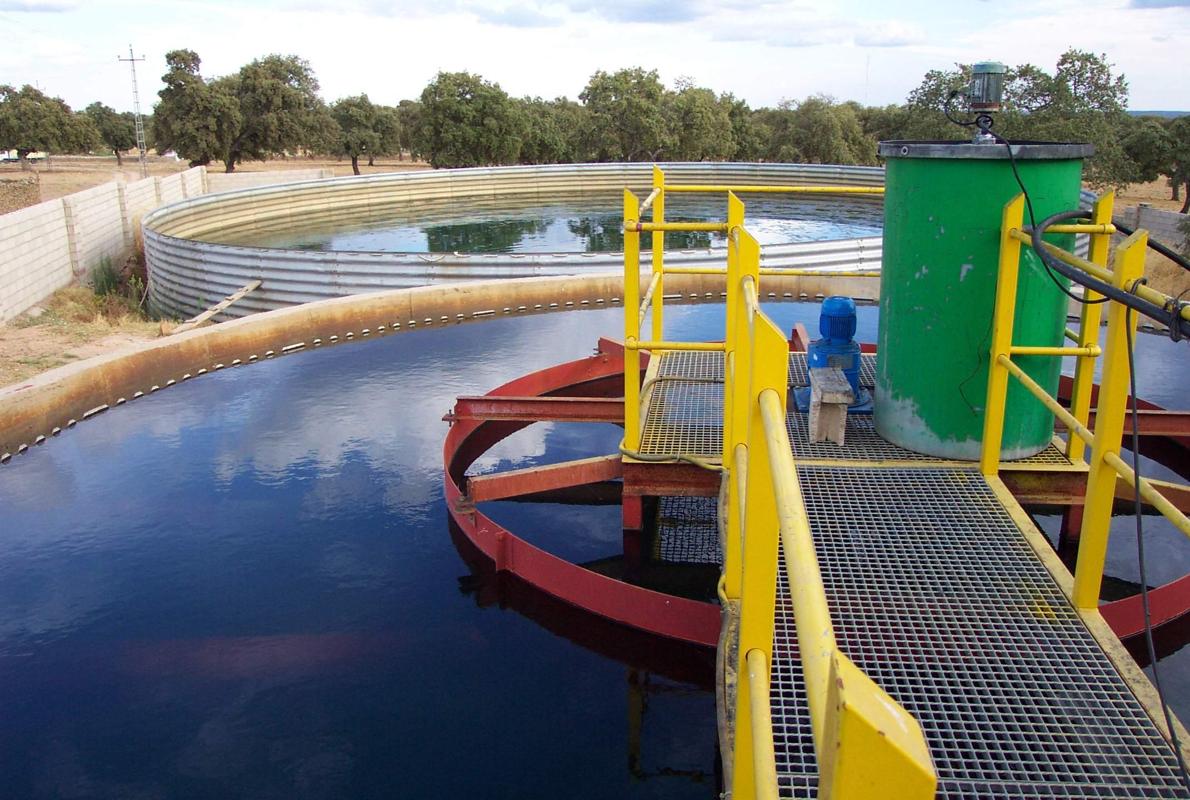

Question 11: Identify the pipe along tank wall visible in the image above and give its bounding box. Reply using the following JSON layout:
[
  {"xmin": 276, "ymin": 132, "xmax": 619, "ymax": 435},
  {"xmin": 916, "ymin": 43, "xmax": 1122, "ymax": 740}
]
[{"xmin": 874, "ymin": 141, "xmax": 1093, "ymax": 461}]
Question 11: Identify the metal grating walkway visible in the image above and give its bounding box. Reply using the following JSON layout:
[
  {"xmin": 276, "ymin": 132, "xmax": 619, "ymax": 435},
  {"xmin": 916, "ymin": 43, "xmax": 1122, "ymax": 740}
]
[
  {"xmin": 655, "ymin": 496, "xmax": 721, "ymax": 565},
  {"xmin": 640, "ymin": 352, "xmax": 1069, "ymax": 465},
  {"xmin": 770, "ymin": 466, "xmax": 1187, "ymax": 798}
]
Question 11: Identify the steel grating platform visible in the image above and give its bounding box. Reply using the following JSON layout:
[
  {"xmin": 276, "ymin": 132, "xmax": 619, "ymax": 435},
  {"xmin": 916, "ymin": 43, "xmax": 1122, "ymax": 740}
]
[
  {"xmin": 652, "ymin": 351, "xmax": 878, "ymax": 388},
  {"xmin": 770, "ymin": 466, "xmax": 1187, "ymax": 798},
  {"xmin": 655, "ymin": 496, "xmax": 721, "ymax": 565},
  {"xmin": 640, "ymin": 352, "xmax": 1070, "ymax": 465}
]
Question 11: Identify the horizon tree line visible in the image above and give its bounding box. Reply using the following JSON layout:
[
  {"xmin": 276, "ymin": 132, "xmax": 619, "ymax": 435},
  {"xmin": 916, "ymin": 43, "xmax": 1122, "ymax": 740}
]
[{"xmin": 1, "ymin": 49, "xmax": 1189, "ymax": 208}]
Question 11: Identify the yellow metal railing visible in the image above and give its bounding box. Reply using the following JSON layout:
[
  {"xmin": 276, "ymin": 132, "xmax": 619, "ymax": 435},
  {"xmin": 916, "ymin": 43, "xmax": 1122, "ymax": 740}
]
[
  {"xmin": 623, "ymin": 185, "xmax": 936, "ymax": 799},
  {"xmin": 980, "ymin": 192, "xmax": 1190, "ymax": 610},
  {"xmin": 622, "ymin": 166, "xmax": 882, "ymax": 453}
]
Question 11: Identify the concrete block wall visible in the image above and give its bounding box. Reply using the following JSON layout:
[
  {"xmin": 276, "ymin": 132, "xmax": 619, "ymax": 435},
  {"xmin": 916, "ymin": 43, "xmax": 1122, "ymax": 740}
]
[
  {"xmin": 1114, "ymin": 205, "xmax": 1188, "ymax": 251},
  {"xmin": 65, "ymin": 182, "xmax": 128, "ymax": 280},
  {"xmin": 0, "ymin": 199, "xmax": 75, "ymax": 321},
  {"xmin": 0, "ymin": 166, "xmax": 333, "ymax": 322}
]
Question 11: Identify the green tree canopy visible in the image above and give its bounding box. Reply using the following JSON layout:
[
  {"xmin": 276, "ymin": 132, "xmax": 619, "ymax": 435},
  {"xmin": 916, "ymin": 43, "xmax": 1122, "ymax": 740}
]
[
  {"xmin": 720, "ymin": 93, "xmax": 767, "ymax": 161},
  {"xmin": 1165, "ymin": 116, "xmax": 1190, "ymax": 213},
  {"xmin": 579, "ymin": 68, "xmax": 672, "ymax": 161},
  {"xmin": 514, "ymin": 97, "xmax": 587, "ymax": 164},
  {"xmin": 330, "ymin": 94, "xmax": 381, "ymax": 174},
  {"xmin": 904, "ymin": 49, "xmax": 1135, "ymax": 187},
  {"xmin": 85, "ymin": 102, "xmax": 137, "ymax": 165},
  {"xmin": 757, "ymin": 96, "xmax": 875, "ymax": 165},
  {"xmin": 221, "ymin": 54, "xmax": 325, "ymax": 171},
  {"xmin": 417, "ymin": 71, "xmax": 523, "ymax": 169},
  {"xmin": 154, "ymin": 50, "xmax": 326, "ymax": 171},
  {"xmin": 667, "ymin": 82, "xmax": 734, "ymax": 161},
  {"xmin": 396, "ymin": 100, "xmax": 423, "ymax": 161},
  {"xmin": 0, "ymin": 84, "xmax": 93, "ymax": 165},
  {"xmin": 153, "ymin": 50, "xmax": 240, "ymax": 167}
]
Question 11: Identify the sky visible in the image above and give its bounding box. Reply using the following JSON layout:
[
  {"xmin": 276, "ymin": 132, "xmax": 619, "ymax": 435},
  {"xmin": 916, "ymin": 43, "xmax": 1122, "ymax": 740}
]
[{"xmin": 1, "ymin": 0, "xmax": 1187, "ymax": 114}]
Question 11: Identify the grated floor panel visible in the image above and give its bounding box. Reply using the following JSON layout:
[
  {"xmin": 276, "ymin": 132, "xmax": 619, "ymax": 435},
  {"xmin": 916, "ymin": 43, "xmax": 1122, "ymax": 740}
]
[
  {"xmin": 655, "ymin": 496, "xmax": 721, "ymax": 565},
  {"xmin": 640, "ymin": 352, "xmax": 1069, "ymax": 465},
  {"xmin": 770, "ymin": 466, "xmax": 1188, "ymax": 798}
]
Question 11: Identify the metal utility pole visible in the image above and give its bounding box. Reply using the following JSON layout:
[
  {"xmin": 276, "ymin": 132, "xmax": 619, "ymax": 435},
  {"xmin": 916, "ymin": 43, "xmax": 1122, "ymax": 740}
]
[{"xmin": 118, "ymin": 45, "xmax": 149, "ymax": 179}]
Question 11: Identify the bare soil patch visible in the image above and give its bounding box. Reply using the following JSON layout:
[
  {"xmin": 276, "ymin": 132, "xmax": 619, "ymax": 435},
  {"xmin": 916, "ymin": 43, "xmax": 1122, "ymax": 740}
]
[
  {"xmin": 1114, "ymin": 178, "xmax": 1185, "ymax": 213},
  {"xmin": 0, "ymin": 287, "xmax": 159, "ymax": 391}
]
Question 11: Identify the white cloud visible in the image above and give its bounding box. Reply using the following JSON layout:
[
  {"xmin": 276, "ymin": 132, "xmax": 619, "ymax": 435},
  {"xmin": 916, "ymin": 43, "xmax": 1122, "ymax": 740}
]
[{"xmin": 0, "ymin": 0, "xmax": 1186, "ymax": 113}]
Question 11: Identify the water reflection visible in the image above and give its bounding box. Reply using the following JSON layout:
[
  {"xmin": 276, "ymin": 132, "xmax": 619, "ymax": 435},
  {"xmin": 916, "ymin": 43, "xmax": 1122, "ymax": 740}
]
[
  {"xmin": 208, "ymin": 193, "xmax": 883, "ymax": 254},
  {"xmin": 0, "ymin": 303, "xmax": 1184, "ymax": 799}
]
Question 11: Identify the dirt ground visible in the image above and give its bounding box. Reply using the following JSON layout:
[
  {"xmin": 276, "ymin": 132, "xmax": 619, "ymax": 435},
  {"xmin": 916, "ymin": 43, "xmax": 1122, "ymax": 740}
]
[
  {"xmin": 1115, "ymin": 178, "xmax": 1186, "ymax": 213},
  {"xmin": 0, "ymin": 154, "xmax": 430, "ymax": 203},
  {"xmin": 0, "ymin": 288, "xmax": 160, "ymax": 390}
]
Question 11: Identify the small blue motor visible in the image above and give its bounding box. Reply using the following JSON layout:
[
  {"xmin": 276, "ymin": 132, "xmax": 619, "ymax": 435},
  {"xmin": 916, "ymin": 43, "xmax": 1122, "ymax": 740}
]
[{"xmin": 794, "ymin": 296, "xmax": 872, "ymax": 412}]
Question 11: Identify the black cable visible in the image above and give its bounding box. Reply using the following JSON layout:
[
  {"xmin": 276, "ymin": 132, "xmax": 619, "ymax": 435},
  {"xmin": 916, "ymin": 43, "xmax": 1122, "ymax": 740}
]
[
  {"xmin": 995, "ymin": 123, "xmax": 1190, "ymax": 781},
  {"xmin": 996, "ymin": 128, "xmax": 1190, "ymax": 339},
  {"xmin": 1125, "ymin": 301, "xmax": 1190, "ymax": 791},
  {"xmin": 994, "ymin": 133, "xmax": 1111, "ymax": 307},
  {"xmin": 1031, "ymin": 208, "xmax": 1190, "ymax": 340},
  {"xmin": 944, "ymin": 90, "xmax": 979, "ymax": 129},
  {"xmin": 1115, "ymin": 221, "xmax": 1190, "ymax": 273}
]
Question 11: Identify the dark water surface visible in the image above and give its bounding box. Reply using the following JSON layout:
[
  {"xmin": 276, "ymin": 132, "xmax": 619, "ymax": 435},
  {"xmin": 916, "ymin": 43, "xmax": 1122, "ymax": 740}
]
[
  {"xmin": 0, "ymin": 303, "xmax": 1186, "ymax": 799},
  {"xmin": 213, "ymin": 194, "xmax": 884, "ymax": 254}
]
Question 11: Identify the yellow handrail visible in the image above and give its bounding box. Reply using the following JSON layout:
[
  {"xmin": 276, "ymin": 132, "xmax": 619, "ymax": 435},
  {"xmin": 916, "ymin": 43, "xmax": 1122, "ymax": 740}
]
[
  {"xmin": 981, "ymin": 192, "xmax": 1190, "ymax": 610},
  {"xmin": 665, "ymin": 183, "xmax": 884, "ymax": 195},
  {"xmin": 746, "ymin": 649, "xmax": 779, "ymax": 800},
  {"xmin": 623, "ymin": 182, "xmax": 938, "ymax": 799}
]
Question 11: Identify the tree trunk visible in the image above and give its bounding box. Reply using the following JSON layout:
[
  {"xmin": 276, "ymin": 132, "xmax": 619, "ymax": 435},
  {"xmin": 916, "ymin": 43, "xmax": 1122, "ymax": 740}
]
[
  {"xmin": 224, "ymin": 158, "xmax": 236, "ymax": 173},
  {"xmin": 367, "ymin": 154, "xmax": 375, "ymax": 167},
  {"xmin": 1181, "ymin": 180, "xmax": 1189, "ymax": 214},
  {"xmin": 115, "ymin": 149, "xmax": 123, "ymax": 166},
  {"xmin": 351, "ymin": 154, "xmax": 361, "ymax": 176},
  {"xmin": 1172, "ymin": 178, "xmax": 1181, "ymax": 202},
  {"xmin": 17, "ymin": 149, "xmax": 30, "ymax": 171}
]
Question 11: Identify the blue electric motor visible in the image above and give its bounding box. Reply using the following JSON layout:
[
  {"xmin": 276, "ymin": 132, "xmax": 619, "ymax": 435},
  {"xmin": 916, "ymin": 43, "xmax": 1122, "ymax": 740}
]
[{"xmin": 795, "ymin": 296, "xmax": 872, "ymax": 412}]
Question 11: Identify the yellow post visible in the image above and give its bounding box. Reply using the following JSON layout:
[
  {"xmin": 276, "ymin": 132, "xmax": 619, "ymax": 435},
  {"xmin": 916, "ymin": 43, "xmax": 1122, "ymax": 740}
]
[
  {"xmin": 822, "ymin": 652, "xmax": 937, "ymax": 799},
  {"xmin": 722, "ymin": 192, "xmax": 746, "ymax": 453},
  {"xmin": 651, "ymin": 165, "xmax": 665, "ymax": 342},
  {"xmin": 722, "ymin": 193, "xmax": 748, "ymax": 599},
  {"xmin": 731, "ymin": 308, "xmax": 787, "ymax": 800},
  {"xmin": 623, "ymin": 189, "xmax": 642, "ymax": 452},
  {"xmin": 979, "ymin": 194, "xmax": 1026, "ymax": 476},
  {"xmin": 1073, "ymin": 231, "xmax": 1147, "ymax": 609},
  {"xmin": 1066, "ymin": 191, "xmax": 1114, "ymax": 463}
]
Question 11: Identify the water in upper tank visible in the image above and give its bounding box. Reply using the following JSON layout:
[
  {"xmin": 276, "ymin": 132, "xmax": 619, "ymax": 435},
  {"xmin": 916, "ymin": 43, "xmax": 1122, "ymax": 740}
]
[{"xmin": 201, "ymin": 193, "xmax": 884, "ymax": 253}]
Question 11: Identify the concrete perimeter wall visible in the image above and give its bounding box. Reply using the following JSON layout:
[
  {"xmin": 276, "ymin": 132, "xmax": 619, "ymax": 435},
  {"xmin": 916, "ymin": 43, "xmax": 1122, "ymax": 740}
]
[
  {"xmin": 0, "ymin": 166, "xmax": 334, "ymax": 322},
  {"xmin": 1114, "ymin": 205, "xmax": 1188, "ymax": 251}
]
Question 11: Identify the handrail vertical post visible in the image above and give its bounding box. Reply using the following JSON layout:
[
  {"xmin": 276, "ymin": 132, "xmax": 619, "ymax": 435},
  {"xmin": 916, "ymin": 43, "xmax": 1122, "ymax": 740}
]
[
  {"xmin": 722, "ymin": 192, "xmax": 748, "ymax": 599},
  {"xmin": 1066, "ymin": 190, "xmax": 1114, "ymax": 463},
  {"xmin": 651, "ymin": 165, "xmax": 665, "ymax": 342},
  {"xmin": 624, "ymin": 190, "xmax": 642, "ymax": 452},
  {"xmin": 980, "ymin": 194, "xmax": 1026, "ymax": 476},
  {"xmin": 731, "ymin": 233, "xmax": 786, "ymax": 800},
  {"xmin": 1073, "ymin": 231, "xmax": 1146, "ymax": 609}
]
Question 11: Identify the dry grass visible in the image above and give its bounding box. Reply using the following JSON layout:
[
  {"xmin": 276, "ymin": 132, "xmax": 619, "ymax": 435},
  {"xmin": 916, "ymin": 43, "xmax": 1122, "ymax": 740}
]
[
  {"xmin": 0, "ymin": 286, "xmax": 160, "ymax": 390},
  {"xmin": 1145, "ymin": 250, "xmax": 1190, "ymax": 301},
  {"xmin": 1114, "ymin": 178, "xmax": 1185, "ymax": 213}
]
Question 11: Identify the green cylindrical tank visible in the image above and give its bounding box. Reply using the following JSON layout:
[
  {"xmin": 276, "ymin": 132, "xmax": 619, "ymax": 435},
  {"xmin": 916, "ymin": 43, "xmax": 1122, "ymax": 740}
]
[{"xmin": 874, "ymin": 141, "xmax": 1093, "ymax": 461}]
